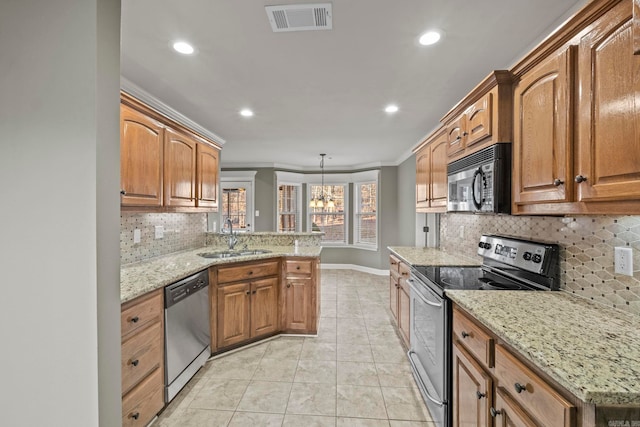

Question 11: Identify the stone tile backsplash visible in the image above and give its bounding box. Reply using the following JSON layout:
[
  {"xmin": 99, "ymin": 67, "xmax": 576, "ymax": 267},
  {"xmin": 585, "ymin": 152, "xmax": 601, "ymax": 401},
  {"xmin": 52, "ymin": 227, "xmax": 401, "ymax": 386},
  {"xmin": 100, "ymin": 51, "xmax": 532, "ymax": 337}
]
[
  {"xmin": 121, "ymin": 213, "xmax": 207, "ymax": 264},
  {"xmin": 440, "ymin": 214, "xmax": 640, "ymax": 316}
]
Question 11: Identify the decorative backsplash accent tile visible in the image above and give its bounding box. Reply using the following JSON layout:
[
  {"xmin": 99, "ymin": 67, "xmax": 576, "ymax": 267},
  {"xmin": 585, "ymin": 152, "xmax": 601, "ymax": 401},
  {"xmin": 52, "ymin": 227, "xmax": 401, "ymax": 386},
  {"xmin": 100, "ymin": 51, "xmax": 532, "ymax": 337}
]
[
  {"xmin": 205, "ymin": 232, "xmax": 322, "ymax": 248},
  {"xmin": 440, "ymin": 214, "xmax": 640, "ymax": 316},
  {"xmin": 121, "ymin": 213, "xmax": 207, "ymax": 264}
]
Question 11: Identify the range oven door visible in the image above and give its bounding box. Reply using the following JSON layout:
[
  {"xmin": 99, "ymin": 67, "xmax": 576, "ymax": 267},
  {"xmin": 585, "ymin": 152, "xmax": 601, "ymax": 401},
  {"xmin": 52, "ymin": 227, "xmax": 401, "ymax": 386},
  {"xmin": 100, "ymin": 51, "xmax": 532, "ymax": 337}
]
[{"xmin": 408, "ymin": 275, "xmax": 449, "ymax": 427}]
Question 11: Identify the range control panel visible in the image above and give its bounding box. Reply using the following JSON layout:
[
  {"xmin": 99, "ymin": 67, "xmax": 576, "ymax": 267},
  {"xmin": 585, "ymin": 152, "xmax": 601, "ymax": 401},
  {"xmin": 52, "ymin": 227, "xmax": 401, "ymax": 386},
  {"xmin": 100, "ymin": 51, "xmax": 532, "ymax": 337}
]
[{"xmin": 477, "ymin": 235, "xmax": 558, "ymax": 275}]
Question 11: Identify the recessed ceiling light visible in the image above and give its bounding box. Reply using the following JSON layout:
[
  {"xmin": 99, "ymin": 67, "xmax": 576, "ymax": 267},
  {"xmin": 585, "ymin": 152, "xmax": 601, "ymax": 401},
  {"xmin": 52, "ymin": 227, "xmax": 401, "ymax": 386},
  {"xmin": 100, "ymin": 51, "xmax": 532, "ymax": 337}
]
[
  {"xmin": 240, "ymin": 109, "xmax": 254, "ymax": 117},
  {"xmin": 419, "ymin": 31, "xmax": 441, "ymax": 46},
  {"xmin": 172, "ymin": 41, "xmax": 195, "ymax": 55},
  {"xmin": 385, "ymin": 104, "xmax": 399, "ymax": 114}
]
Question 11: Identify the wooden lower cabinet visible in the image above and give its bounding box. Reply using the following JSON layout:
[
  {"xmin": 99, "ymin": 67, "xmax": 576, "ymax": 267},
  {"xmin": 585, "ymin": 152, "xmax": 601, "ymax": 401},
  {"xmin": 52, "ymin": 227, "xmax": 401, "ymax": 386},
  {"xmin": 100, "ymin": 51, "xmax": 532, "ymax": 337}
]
[
  {"xmin": 121, "ymin": 289, "xmax": 164, "ymax": 427},
  {"xmin": 452, "ymin": 305, "xmax": 576, "ymax": 427},
  {"xmin": 282, "ymin": 258, "xmax": 319, "ymax": 334},
  {"xmin": 216, "ymin": 261, "xmax": 279, "ymax": 349},
  {"xmin": 452, "ymin": 342, "xmax": 493, "ymax": 427},
  {"xmin": 389, "ymin": 256, "xmax": 410, "ymax": 348}
]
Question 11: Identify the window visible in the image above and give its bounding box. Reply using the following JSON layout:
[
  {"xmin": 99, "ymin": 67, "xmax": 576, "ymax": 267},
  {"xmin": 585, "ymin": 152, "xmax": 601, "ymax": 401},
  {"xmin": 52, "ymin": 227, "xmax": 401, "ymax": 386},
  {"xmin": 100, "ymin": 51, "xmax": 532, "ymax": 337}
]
[
  {"xmin": 354, "ymin": 182, "xmax": 378, "ymax": 248},
  {"xmin": 308, "ymin": 184, "xmax": 347, "ymax": 244},
  {"xmin": 277, "ymin": 184, "xmax": 301, "ymax": 232},
  {"xmin": 221, "ymin": 187, "xmax": 248, "ymax": 230}
]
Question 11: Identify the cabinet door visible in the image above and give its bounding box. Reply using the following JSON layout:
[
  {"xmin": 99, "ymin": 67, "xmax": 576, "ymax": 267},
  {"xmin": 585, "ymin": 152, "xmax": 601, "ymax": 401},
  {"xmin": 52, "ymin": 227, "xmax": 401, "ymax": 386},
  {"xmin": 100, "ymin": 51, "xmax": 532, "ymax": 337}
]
[
  {"xmin": 164, "ymin": 128, "xmax": 197, "ymax": 207},
  {"xmin": 397, "ymin": 278, "xmax": 410, "ymax": 347},
  {"xmin": 430, "ymin": 133, "xmax": 449, "ymax": 207},
  {"xmin": 447, "ymin": 115, "xmax": 466, "ymax": 157},
  {"xmin": 492, "ymin": 387, "xmax": 538, "ymax": 427},
  {"xmin": 452, "ymin": 342, "xmax": 492, "ymax": 427},
  {"xmin": 513, "ymin": 47, "xmax": 573, "ymax": 205},
  {"xmin": 465, "ymin": 93, "xmax": 493, "ymax": 149},
  {"xmin": 196, "ymin": 143, "xmax": 219, "ymax": 208},
  {"xmin": 389, "ymin": 274, "xmax": 398, "ymax": 323},
  {"xmin": 251, "ymin": 277, "xmax": 279, "ymax": 338},
  {"xmin": 284, "ymin": 279, "xmax": 311, "ymax": 332},
  {"xmin": 217, "ymin": 283, "xmax": 251, "ymax": 348},
  {"xmin": 120, "ymin": 105, "xmax": 164, "ymax": 206},
  {"xmin": 415, "ymin": 145, "xmax": 431, "ymax": 210},
  {"xmin": 576, "ymin": 0, "xmax": 640, "ymax": 202}
]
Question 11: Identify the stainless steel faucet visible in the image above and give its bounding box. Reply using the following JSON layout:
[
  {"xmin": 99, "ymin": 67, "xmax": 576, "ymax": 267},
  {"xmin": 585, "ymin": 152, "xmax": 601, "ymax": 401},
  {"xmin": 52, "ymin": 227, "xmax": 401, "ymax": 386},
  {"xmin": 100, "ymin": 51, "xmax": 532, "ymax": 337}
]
[{"xmin": 226, "ymin": 218, "xmax": 238, "ymax": 250}]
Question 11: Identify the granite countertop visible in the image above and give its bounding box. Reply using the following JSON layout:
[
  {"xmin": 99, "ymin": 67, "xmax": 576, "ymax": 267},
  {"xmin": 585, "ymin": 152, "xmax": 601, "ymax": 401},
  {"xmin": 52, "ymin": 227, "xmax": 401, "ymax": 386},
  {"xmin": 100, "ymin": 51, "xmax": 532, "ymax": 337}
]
[
  {"xmin": 388, "ymin": 246, "xmax": 481, "ymax": 267},
  {"xmin": 121, "ymin": 245, "xmax": 321, "ymax": 303},
  {"xmin": 447, "ymin": 290, "xmax": 640, "ymax": 406}
]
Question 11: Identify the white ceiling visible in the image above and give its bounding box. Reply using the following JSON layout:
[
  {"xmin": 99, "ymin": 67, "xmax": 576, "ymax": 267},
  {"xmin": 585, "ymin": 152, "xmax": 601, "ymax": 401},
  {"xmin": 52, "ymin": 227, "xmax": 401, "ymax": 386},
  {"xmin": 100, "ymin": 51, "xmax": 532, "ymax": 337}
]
[{"xmin": 121, "ymin": 0, "xmax": 585, "ymax": 169}]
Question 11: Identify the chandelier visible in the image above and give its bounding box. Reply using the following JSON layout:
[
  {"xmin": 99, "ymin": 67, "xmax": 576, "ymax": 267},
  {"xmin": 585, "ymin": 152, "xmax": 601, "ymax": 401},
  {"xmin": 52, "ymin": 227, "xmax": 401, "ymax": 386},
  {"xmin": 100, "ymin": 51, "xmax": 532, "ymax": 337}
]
[{"xmin": 309, "ymin": 153, "xmax": 335, "ymax": 209}]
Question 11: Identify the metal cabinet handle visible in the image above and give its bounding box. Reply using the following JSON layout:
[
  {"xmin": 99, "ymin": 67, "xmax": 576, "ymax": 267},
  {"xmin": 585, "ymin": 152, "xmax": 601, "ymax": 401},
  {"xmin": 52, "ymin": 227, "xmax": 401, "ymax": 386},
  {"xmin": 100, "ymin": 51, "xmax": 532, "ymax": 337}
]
[
  {"xmin": 461, "ymin": 331, "xmax": 470, "ymax": 338},
  {"xmin": 553, "ymin": 178, "xmax": 564, "ymax": 186},
  {"xmin": 463, "ymin": 132, "xmax": 469, "ymax": 136},
  {"xmin": 130, "ymin": 316, "xmax": 139, "ymax": 323},
  {"xmin": 246, "ymin": 291, "xmax": 251, "ymax": 295},
  {"xmin": 287, "ymin": 283, "xmax": 291, "ymax": 288},
  {"xmin": 514, "ymin": 382, "xmax": 527, "ymax": 393},
  {"xmin": 575, "ymin": 175, "xmax": 587, "ymax": 183},
  {"xmin": 130, "ymin": 412, "xmax": 140, "ymax": 420},
  {"xmin": 476, "ymin": 391, "xmax": 486, "ymax": 399},
  {"xmin": 248, "ymin": 271, "xmax": 253, "ymax": 275},
  {"xmin": 454, "ymin": 135, "xmax": 462, "ymax": 141},
  {"xmin": 252, "ymin": 290, "xmax": 256, "ymax": 294},
  {"xmin": 296, "ymin": 266, "xmax": 301, "ymax": 270},
  {"xmin": 131, "ymin": 359, "xmax": 139, "ymax": 367},
  {"xmin": 120, "ymin": 190, "xmax": 126, "ymax": 195},
  {"xmin": 490, "ymin": 407, "xmax": 501, "ymax": 417}
]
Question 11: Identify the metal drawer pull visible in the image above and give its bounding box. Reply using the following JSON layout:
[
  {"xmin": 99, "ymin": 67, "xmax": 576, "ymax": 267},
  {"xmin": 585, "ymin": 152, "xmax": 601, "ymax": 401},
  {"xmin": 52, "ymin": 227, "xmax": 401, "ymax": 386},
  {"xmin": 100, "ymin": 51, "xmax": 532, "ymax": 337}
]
[
  {"xmin": 476, "ymin": 391, "xmax": 486, "ymax": 399},
  {"xmin": 574, "ymin": 175, "xmax": 587, "ymax": 183},
  {"xmin": 130, "ymin": 412, "xmax": 140, "ymax": 420},
  {"xmin": 514, "ymin": 382, "xmax": 527, "ymax": 393},
  {"xmin": 131, "ymin": 359, "xmax": 139, "ymax": 367},
  {"xmin": 490, "ymin": 407, "xmax": 501, "ymax": 417},
  {"xmin": 553, "ymin": 178, "xmax": 564, "ymax": 186},
  {"xmin": 461, "ymin": 331, "xmax": 470, "ymax": 338},
  {"xmin": 130, "ymin": 316, "xmax": 139, "ymax": 323}
]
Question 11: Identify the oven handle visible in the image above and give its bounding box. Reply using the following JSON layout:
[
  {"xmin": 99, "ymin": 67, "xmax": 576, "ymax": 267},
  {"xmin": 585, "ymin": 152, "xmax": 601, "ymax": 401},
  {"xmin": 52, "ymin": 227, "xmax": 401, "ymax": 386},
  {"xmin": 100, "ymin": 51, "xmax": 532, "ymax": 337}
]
[
  {"xmin": 407, "ymin": 350, "xmax": 445, "ymax": 407},
  {"xmin": 408, "ymin": 279, "xmax": 443, "ymax": 308}
]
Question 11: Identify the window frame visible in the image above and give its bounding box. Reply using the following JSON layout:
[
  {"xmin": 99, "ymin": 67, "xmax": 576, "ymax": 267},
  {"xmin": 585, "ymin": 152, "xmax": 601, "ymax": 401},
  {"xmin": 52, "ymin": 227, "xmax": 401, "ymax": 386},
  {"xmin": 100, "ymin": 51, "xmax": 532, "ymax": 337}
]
[
  {"xmin": 307, "ymin": 182, "xmax": 349, "ymax": 246},
  {"xmin": 353, "ymin": 180, "xmax": 378, "ymax": 250},
  {"xmin": 276, "ymin": 182, "xmax": 302, "ymax": 233}
]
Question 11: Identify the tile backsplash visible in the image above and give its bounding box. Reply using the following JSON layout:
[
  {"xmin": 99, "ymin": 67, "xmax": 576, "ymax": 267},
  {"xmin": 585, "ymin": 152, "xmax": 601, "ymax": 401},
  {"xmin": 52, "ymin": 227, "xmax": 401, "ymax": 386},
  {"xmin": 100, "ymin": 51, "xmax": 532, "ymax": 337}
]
[
  {"xmin": 440, "ymin": 214, "xmax": 640, "ymax": 316},
  {"xmin": 120, "ymin": 213, "xmax": 207, "ymax": 264}
]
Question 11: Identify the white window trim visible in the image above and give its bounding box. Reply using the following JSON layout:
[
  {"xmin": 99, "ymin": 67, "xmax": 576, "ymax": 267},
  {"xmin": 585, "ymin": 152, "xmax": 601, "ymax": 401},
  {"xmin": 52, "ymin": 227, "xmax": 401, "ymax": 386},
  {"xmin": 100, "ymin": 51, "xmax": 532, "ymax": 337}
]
[
  {"xmin": 353, "ymin": 180, "xmax": 379, "ymax": 250},
  {"xmin": 275, "ymin": 182, "xmax": 302, "ymax": 233},
  {"xmin": 307, "ymin": 182, "xmax": 349, "ymax": 246},
  {"xmin": 216, "ymin": 171, "xmax": 257, "ymax": 233}
]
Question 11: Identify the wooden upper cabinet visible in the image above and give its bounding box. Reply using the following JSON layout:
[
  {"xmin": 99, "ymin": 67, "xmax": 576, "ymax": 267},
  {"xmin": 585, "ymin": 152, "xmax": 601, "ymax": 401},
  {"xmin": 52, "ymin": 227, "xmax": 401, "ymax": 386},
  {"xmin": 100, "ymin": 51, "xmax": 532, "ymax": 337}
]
[
  {"xmin": 164, "ymin": 128, "xmax": 197, "ymax": 207},
  {"xmin": 513, "ymin": 47, "xmax": 574, "ymax": 206},
  {"xmin": 576, "ymin": 0, "xmax": 640, "ymax": 203},
  {"xmin": 446, "ymin": 115, "xmax": 466, "ymax": 157},
  {"xmin": 465, "ymin": 93, "xmax": 493, "ymax": 148},
  {"xmin": 430, "ymin": 133, "xmax": 449, "ymax": 207},
  {"xmin": 634, "ymin": 0, "xmax": 640, "ymax": 54},
  {"xmin": 196, "ymin": 143, "xmax": 219, "ymax": 208},
  {"xmin": 120, "ymin": 105, "xmax": 164, "ymax": 206},
  {"xmin": 414, "ymin": 127, "xmax": 448, "ymax": 212},
  {"xmin": 415, "ymin": 145, "xmax": 431, "ymax": 210}
]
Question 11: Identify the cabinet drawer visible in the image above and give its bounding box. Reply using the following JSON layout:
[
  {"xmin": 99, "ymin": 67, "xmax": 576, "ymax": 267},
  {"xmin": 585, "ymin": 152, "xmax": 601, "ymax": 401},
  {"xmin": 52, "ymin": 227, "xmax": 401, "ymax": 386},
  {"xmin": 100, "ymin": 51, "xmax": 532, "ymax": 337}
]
[
  {"xmin": 218, "ymin": 260, "xmax": 279, "ymax": 284},
  {"xmin": 389, "ymin": 255, "xmax": 400, "ymax": 273},
  {"xmin": 121, "ymin": 320, "xmax": 163, "ymax": 395},
  {"xmin": 285, "ymin": 259, "xmax": 312, "ymax": 275},
  {"xmin": 494, "ymin": 344, "xmax": 575, "ymax": 427},
  {"xmin": 121, "ymin": 291, "xmax": 163, "ymax": 337},
  {"xmin": 453, "ymin": 308, "xmax": 494, "ymax": 367},
  {"xmin": 398, "ymin": 262, "xmax": 411, "ymax": 280},
  {"xmin": 122, "ymin": 367, "xmax": 164, "ymax": 427}
]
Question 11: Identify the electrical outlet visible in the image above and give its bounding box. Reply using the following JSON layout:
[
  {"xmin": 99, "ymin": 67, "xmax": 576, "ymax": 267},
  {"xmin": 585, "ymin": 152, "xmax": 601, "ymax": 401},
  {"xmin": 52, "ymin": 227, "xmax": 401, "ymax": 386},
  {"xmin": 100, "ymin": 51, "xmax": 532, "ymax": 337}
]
[
  {"xmin": 459, "ymin": 226, "xmax": 465, "ymax": 239},
  {"xmin": 614, "ymin": 247, "xmax": 633, "ymax": 276},
  {"xmin": 255, "ymin": 210, "xmax": 260, "ymax": 217},
  {"xmin": 133, "ymin": 228, "xmax": 141, "ymax": 244},
  {"xmin": 154, "ymin": 225, "xmax": 164, "ymax": 239}
]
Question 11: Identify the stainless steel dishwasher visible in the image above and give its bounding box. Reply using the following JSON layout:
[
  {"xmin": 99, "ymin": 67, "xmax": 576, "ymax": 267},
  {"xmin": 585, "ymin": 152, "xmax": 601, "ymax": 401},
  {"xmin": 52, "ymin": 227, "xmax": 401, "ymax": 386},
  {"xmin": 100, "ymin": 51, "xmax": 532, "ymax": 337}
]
[{"xmin": 164, "ymin": 269, "xmax": 211, "ymax": 402}]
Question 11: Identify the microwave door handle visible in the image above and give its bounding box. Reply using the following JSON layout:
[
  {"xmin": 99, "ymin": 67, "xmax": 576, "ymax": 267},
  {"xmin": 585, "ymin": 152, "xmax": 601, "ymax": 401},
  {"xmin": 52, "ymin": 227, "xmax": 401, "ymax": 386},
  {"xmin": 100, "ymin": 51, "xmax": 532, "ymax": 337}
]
[{"xmin": 472, "ymin": 167, "xmax": 483, "ymax": 210}]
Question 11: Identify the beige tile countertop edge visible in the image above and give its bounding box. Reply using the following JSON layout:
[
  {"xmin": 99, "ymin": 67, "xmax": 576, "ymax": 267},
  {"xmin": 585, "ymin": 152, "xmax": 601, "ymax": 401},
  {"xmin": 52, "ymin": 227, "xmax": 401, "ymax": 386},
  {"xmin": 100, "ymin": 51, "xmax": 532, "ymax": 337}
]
[
  {"xmin": 388, "ymin": 246, "xmax": 481, "ymax": 267},
  {"xmin": 447, "ymin": 290, "xmax": 640, "ymax": 406},
  {"xmin": 121, "ymin": 245, "xmax": 321, "ymax": 303}
]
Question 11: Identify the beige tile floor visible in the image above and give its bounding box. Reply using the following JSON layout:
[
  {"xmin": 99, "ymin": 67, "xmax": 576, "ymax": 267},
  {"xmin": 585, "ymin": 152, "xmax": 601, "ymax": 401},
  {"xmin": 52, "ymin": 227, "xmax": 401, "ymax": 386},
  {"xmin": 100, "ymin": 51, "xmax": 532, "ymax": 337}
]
[{"xmin": 155, "ymin": 269, "xmax": 434, "ymax": 427}]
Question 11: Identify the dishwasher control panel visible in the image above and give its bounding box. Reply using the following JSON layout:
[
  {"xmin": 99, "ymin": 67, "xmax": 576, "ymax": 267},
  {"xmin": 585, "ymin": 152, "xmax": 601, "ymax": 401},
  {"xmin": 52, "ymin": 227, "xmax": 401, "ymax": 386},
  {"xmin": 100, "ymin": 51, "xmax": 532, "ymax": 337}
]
[{"xmin": 165, "ymin": 270, "xmax": 209, "ymax": 307}]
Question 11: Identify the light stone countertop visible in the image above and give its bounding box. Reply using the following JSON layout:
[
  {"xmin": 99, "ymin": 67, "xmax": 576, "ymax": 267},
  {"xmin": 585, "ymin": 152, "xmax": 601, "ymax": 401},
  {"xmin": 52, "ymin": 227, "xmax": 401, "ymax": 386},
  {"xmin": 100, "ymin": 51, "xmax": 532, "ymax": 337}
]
[
  {"xmin": 121, "ymin": 245, "xmax": 321, "ymax": 303},
  {"xmin": 447, "ymin": 290, "xmax": 640, "ymax": 406},
  {"xmin": 388, "ymin": 246, "xmax": 481, "ymax": 267}
]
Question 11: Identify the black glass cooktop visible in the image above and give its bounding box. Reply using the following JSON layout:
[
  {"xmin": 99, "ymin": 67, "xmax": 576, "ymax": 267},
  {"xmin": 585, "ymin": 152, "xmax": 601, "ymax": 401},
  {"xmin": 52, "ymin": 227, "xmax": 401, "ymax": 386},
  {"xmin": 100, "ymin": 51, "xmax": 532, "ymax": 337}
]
[{"xmin": 411, "ymin": 265, "xmax": 530, "ymax": 292}]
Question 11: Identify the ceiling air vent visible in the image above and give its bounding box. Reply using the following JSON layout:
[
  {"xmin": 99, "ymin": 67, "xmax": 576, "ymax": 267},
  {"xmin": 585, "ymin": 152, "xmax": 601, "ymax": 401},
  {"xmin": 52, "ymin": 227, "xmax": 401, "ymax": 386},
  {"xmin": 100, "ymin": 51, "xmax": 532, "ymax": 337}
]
[{"xmin": 265, "ymin": 3, "xmax": 332, "ymax": 33}]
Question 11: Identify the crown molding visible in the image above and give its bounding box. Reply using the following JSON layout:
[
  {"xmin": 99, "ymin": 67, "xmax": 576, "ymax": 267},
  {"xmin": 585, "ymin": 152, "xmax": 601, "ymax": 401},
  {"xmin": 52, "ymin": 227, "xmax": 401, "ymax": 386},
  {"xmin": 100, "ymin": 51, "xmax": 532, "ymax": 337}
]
[{"xmin": 120, "ymin": 77, "xmax": 226, "ymax": 145}]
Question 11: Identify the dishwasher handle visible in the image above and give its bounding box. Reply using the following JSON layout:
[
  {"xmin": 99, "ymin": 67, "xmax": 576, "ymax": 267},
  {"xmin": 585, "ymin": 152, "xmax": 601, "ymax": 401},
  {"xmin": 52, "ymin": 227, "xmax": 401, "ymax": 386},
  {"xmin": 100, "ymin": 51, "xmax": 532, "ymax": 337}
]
[{"xmin": 165, "ymin": 270, "xmax": 209, "ymax": 308}]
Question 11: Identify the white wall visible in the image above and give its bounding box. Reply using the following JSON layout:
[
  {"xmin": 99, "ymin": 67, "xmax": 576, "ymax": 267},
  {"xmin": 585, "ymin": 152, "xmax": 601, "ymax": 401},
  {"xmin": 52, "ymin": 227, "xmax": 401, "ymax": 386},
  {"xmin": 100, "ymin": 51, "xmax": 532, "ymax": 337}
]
[{"xmin": 0, "ymin": 1, "xmax": 121, "ymax": 425}]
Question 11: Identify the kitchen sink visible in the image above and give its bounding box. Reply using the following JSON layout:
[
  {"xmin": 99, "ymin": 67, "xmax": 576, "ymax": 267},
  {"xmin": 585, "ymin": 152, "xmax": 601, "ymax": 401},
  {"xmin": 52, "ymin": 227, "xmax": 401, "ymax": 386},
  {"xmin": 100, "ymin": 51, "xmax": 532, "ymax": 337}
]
[{"xmin": 198, "ymin": 249, "xmax": 271, "ymax": 259}]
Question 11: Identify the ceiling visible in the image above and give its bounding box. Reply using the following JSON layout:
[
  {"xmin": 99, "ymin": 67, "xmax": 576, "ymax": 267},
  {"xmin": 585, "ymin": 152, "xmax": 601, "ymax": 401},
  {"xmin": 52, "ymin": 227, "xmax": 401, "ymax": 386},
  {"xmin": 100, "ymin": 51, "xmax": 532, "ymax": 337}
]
[{"xmin": 121, "ymin": 0, "xmax": 585, "ymax": 169}]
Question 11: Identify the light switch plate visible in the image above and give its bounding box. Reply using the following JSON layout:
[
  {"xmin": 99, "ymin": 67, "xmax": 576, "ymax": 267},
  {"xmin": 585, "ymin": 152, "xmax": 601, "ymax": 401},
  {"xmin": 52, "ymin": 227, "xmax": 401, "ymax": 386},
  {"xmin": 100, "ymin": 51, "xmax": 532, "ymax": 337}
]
[
  {"xmin": 614, "ymin": 247, "xmax": 633, "ymax": 276},
  {"xmin": 155, "ymin": 225, "xmax": 164, "ymax": 239},
  {"xmin": 133, "ymin": 228, "xmax": 141, "ymax": 244}
]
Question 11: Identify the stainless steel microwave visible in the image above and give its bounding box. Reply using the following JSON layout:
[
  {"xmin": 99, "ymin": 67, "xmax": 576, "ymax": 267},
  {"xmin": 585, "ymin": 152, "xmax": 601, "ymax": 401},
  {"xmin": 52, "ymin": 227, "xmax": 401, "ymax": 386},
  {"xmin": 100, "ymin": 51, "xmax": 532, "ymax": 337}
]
[{"xmin": 447, "ymin": 143, "xmax": 511, "ymax": 214}]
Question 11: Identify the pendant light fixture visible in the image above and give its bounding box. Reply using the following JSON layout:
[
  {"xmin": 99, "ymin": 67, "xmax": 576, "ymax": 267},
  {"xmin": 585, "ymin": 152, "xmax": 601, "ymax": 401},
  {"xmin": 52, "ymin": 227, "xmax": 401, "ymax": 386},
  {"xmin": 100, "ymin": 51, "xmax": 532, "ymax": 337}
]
[{"xmin": 309, "ymin": 154, "xmax": 334, "ymax": 209}]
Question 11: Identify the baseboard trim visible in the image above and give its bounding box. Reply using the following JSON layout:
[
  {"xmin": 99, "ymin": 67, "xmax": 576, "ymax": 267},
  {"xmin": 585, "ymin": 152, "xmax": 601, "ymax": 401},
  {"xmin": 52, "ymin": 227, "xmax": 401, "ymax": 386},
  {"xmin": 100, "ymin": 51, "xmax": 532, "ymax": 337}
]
[{"xmin": 321, "ymin": 263, "xmax": 390, "ymax": 276}]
